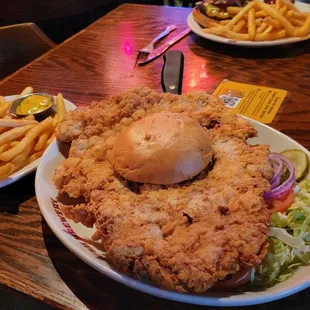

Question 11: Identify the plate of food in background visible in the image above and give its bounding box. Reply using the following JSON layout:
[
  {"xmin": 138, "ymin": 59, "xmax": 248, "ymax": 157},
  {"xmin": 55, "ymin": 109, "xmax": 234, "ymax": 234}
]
[
  {"xmin": 187, "ymin": 0, "xmax": 310, "ymax": 46},
  {"xmin": 35, "ymin": 86, "xmax": 310, "ymax": 306},
  {"xmin": 0, "ymin": 86, "xmax": 76, "ymax": 188}
]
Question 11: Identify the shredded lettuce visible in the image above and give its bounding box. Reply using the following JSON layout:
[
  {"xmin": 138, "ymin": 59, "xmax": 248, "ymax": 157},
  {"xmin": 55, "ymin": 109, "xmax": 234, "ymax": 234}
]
[
  {"xmin": 269, "ymin": 227, "xmax": 310, "ymax": 252},
  {"xmin": 254, "ymin": 179, "xmax": 310, "ymax": 287},
  {"xmin": 270, "ymin": 212, "xmax": 288, "ymax": 227}
]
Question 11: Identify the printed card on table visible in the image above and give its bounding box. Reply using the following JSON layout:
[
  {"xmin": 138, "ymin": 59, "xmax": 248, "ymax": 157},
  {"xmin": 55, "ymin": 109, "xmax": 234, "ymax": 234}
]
[{"xmin": 213, "ymin": 80, "xmax": 287, "ymax": 124}]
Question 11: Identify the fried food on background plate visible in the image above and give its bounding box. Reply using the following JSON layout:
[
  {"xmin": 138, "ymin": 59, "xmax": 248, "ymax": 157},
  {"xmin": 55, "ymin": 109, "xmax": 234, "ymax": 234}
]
[
  {"xmin": 54, "ymin": 86, "xmax": 273, "ymax": 293},
  {"xmin": 0, "ymin": 87, "xmax": 67, "ymax": 180},
  {"xmin": 194, "ymin": 0, "xmax": 310, "ymax": 41}
]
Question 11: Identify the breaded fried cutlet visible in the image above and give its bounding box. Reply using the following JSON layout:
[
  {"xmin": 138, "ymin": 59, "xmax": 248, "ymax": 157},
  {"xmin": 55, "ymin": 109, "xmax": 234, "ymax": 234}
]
[{"xmin": 54, "ymin": 86, "xmax": 272, "ymax": 293}]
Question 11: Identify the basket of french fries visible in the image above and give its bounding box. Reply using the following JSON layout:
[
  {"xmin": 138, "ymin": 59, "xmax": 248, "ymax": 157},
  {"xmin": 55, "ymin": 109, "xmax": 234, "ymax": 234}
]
[
  {"xmin": 189, "ymin": 0, "xmax": 310, "ymax": 44},
  {"xmin": 0, "ymin": 86, "xmax": 73, "ymax": 184}
]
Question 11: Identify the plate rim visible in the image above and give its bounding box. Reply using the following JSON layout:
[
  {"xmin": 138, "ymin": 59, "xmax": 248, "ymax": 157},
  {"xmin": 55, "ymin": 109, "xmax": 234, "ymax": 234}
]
[
  {"xmin": 35, "ymin": 118, "xmax": 310, "ymax": 307},
  {"xmin": 187, "ymin": 2, "xmax": 310, "ymax": 47},
  {"xmin": 0, "ymin": 95, "xmax": 76, "ymax": 189}
]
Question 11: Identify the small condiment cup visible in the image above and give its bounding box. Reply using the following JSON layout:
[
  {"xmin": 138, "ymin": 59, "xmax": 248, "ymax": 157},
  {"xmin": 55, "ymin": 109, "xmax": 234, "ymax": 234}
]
[{"xmin": 10, "ymin": 92, "xmax": 55, "ymax": 120}]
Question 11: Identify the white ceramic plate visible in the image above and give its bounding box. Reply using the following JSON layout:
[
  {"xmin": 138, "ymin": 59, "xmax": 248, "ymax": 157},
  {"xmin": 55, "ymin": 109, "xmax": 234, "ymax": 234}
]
[
  {"xmin": 35, "ymin": 119, "xmax": 310, "ymax": 307},
  {"xmin": 187, "ymin": 2, "xmax": 310, "ymax": 47},
  {"xmin": 0, "ymin": 95, "xmax": 76, "ymax": 188}
]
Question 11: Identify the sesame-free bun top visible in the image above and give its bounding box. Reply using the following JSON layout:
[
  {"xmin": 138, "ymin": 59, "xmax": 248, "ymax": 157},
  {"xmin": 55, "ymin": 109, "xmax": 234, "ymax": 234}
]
[{"xmin": 111, "ymin": 112, "xmax": 213, "ymax": 185}]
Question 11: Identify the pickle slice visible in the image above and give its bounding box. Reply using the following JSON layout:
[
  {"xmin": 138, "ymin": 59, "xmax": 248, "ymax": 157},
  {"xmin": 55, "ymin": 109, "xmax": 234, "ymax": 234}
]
[{"xmin": 281, "ymin": 149, "xmax": 310, "ymax": 182}]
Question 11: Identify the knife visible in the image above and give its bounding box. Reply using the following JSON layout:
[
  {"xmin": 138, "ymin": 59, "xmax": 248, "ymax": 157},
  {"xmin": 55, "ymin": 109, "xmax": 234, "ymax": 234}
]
[
  {"xmin": 161, "ymin": 50, "xmax": 184, "ymax": 95},
  {"xmin": 138, "ymin": 27, "xmax": 191, "ymax": 65}
]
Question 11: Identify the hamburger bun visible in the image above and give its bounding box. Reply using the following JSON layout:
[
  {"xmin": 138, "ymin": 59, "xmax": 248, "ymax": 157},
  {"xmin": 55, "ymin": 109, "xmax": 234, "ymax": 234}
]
[
  {"xmin": 192, "ymin": 6, "xmax": 220, "ymax": 28},
  {"xmin": 111, "ymin": 112, "xmax": 213, "ymax": 185}
]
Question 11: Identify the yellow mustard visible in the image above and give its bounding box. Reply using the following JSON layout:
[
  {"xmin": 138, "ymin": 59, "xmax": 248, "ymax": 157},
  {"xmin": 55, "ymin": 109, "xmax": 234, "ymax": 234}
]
[{"xmin": 16, "ymin": 95, "xmax": 52, "ymax": 114}]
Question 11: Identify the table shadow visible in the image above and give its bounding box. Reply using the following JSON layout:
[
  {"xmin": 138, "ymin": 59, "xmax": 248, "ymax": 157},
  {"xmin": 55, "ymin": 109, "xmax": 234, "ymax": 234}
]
[
  {"xmin": 42, "ymin": 218, "xmax": 310, "ymax": 310},
  {"xmin": 189, "ymin": 33, "xmax": 310, "ymax": 59},
  {"xmin": 0, "ymin": 173, "xmax": 36, "ymax": 214}
]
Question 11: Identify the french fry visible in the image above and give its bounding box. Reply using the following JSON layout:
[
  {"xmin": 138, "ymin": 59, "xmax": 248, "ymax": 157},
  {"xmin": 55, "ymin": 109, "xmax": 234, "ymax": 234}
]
[
  {"xmin": 233, "ymin": 20, "xmax": 246, "ymax": 33},
  {"xmin": 46, "ymin": 133, "xmax": 56, "ymax": 147},
  {"xmin": 227, "ymin": 6, "xmax": 242, "ymax": 15},
  {"xmin": 255, "ymin": 10, "xmax": 268, "ymax": 18},
  {"xmin": 25, "ymin": 150, "xmax": 44, "ymax": 165},
  {"xmin": 255, "ymin": 18, "xmax": 263, "ymax": 26},
  {"xmin": 56, "ymin": 93, "xmax": 66, "ymax": 123},
  {"xmin": 248, "ymin": 8, "xmax": 256, "ymax": 40},
  {"xmin": 0, "ymin": 115, "xmax": 14, "ymax": 134},
  {"xmin": 0, "ymin": 162, "xmax": 14, "ymax": 179},
  {"xmin": 0, "ymin": 102, "xmax": 10, "ymax": 118},
  {"xmin": 0, "ymin": 96, "xmax": 7, "ymax": 104},
  {"xmin": 10, "ymin": 141, "xmax": 19, "ymax": 147},
  {"xmin": 53, "ymin": 112, "xmax": 59, "ymax": 127},
  {"xmin": 287, "ymin": 11, "xmax": 308, "ymax": 20},
  {"xmin": 204, "ymin": 26, "xmax": 250, "ymax": 40},
  {"xmin": 275, "ymin": 0, "xmax": 281, "ymax": 11},
  {"xmin": 288, "ymin": 17, "xmax": 304, "ymax": 27},
  {"xmin": 257, "ymin": 20, "xmax": 269, "ymax": 33},
  {"xmin": 279, "ymin": 5, "xmax": 288, "ymax": 16},
  {"xmin": 255, "ymin": 29, "xmax": 287, "ymax": 41},
  {"xmin": 242, "ymin": 10, "xmax": 268, "ymax": 20},
  {"xmin": 279, "ymin": 0, "xmax": 300, "ymax": 13},
  {"xmin": 255, "ymin": 1, "xmax": 295, "ymax": 36},
  {"xmin": 0, "ymin": 125, "xmax": 34, "ymax": 147},
  {"xmin": 263, "ymin": 25, "xmax": 274, "ymax": 34},
  {"xmin": 35, "ymin": 127, "xmax": 53, "ymax": 151},
  {"xmin": 265, "ymin": 16, "xmax": 282, "ymax": 28},
  {"xmin": 0, "ymin": 144, "xmax": 10, "ymax": 154},
  {"xmin": 11, "ymin": 141, "xmax": 35, "ymax": 172},
  {"xmin": 226, "ymin": 0, "xmax": 256, "ymax": 30},
  {"xmin": 0, "ymin": 119, "xmax": 38, "ymax": 127},
  {"xmin": 294, "ymin": 13, "xmax": 310, "ymax": 36},
  {"xmin": 0, "ymin": 117, "xmax": 53, "ymax": 161},
  {"xmin": 240, "ymin": 9, "xmax": 269, "ymax": 19},
  {"xmin": 20, "ymin": 87, "xmax": 34, "ymax": 96},
  {"xmin": 24, "ymin": 114, "xmax": 35, "ymax": 120}
]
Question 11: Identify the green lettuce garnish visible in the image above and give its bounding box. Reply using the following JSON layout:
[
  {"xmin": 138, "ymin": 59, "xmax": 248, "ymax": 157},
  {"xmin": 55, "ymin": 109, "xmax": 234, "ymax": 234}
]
[{"xmin": 253, "ymin": 179, "xmax": 310, "ymax": 287}]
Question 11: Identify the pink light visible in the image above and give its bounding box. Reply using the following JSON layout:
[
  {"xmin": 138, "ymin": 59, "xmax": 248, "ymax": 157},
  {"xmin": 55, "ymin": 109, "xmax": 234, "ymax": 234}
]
[{"xmin": 123, "ymin": 41, "xmax": 133, "ymax": 55}]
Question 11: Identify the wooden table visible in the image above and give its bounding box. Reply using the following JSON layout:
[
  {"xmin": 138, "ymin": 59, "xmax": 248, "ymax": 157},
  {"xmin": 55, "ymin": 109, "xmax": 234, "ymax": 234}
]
[{"xmin": 0, "ymin": 3, "xmax": 309, "ymax": 310}]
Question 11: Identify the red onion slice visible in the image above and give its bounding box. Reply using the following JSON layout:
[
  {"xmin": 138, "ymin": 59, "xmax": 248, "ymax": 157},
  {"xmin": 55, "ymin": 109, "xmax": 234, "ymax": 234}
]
[
  {"xmin": 270, "ymin": 177, "xmax": 281, "ymax": 190},
  {"xmin": 264, "ymin": 153, "xmax": 295, "ymax": 201},
  {"xmin": 269, "ymin": 156, "xmax": 284, "ymax": 189}
]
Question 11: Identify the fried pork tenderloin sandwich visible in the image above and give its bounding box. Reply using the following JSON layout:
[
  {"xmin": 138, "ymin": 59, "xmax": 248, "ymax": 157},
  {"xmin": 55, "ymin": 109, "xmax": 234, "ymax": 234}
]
[{"xmin": 53, "ymin": 86, "xmax": 273, "ymax": 293}]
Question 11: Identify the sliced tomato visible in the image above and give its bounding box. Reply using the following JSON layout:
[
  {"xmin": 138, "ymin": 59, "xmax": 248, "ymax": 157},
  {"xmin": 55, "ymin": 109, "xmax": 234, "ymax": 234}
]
[{"xmin": 267, "ymin": 189, "xmax": 295, "ymax": 214}]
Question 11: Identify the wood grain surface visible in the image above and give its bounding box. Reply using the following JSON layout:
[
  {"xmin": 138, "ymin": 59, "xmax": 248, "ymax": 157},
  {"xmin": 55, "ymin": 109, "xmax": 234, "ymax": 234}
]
[{"xmin": 0, "ymin": 3, "xmax": 310, "ymax": 309}]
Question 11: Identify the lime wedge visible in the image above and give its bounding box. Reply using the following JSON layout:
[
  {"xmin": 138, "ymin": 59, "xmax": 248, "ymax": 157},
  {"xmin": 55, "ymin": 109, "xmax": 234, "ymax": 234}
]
[{"xmin": 281, "ymin": 149, "xmax": 310, "ymax": 182}]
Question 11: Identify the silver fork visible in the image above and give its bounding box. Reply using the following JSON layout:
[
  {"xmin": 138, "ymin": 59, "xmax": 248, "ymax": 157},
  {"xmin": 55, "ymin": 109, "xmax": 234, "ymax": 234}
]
[{"xmin": 135, "ymin": 25, "xmax": 177, "ymax": 65}]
